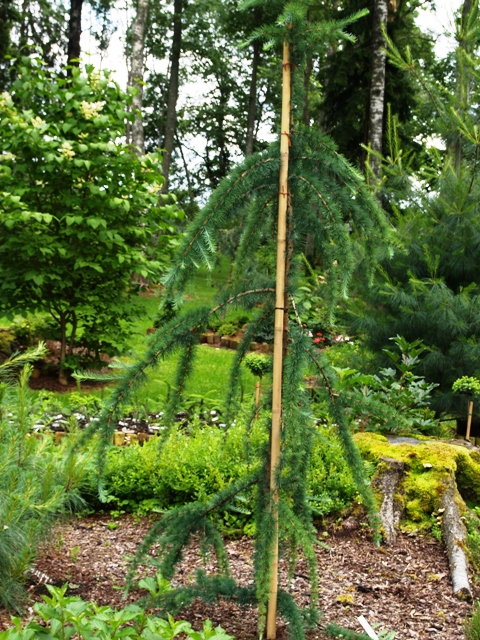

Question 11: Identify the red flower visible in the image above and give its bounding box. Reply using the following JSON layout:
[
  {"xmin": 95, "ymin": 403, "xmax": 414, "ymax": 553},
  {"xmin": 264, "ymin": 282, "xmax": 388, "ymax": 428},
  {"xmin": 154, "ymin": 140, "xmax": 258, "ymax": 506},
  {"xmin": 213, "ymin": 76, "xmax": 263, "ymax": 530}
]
[{"xmin": 313, "ymin": 337, "xmax": 321, "ymax": 344}]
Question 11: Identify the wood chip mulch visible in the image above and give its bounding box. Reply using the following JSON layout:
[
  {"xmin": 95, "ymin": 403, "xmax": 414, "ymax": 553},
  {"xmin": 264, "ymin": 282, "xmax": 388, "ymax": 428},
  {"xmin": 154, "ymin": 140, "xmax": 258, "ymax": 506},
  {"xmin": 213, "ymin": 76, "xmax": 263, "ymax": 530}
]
[{"xmin": 0, "ymin": 514, "xmax": 477, "ymax": 639}]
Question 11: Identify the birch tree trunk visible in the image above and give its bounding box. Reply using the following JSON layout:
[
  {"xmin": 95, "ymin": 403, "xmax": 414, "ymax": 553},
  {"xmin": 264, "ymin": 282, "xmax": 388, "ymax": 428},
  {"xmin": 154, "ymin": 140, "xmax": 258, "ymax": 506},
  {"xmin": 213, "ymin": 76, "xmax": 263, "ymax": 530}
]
[
  {"xmin": 245, "ymin": 39, "xmax": 260, "ymax": 156},
  {"xmin": 453, "ymin": 0, "xmax": 472, "ymax": 175},
  {"xmin": 367, "ymin": 0, "xmax": 388, "ymax": 177},
  {"xmin": 161, "ymin": 0, "xmax": 184, "ymax": 191},
  {"xmin": 67, "ymin": 0, "xmax": 84, "ymax": 70},
  {"xmin": 266, "ymin": 36, "xmax": 291, "ymax": 640},
  {"xmin": 128, "ymin": 0, "xmax": 150, "ymax": 155}
]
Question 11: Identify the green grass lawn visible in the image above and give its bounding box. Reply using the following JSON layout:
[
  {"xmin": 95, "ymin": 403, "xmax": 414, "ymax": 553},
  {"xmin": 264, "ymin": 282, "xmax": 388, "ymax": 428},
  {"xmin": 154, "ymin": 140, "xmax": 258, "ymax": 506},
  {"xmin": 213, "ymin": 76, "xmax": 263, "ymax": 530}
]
[{"xmin": 74, "ymin": 257, "xmax": 257, "ymax": 411}]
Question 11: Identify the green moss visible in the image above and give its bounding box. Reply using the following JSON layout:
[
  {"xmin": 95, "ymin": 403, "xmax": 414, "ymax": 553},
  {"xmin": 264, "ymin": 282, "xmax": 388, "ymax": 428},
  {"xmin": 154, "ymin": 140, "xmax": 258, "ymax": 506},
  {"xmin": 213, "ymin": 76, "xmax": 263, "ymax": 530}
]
[{"xmin": 355, "ymin": 433, "xmax": 480, "ymax": 531}]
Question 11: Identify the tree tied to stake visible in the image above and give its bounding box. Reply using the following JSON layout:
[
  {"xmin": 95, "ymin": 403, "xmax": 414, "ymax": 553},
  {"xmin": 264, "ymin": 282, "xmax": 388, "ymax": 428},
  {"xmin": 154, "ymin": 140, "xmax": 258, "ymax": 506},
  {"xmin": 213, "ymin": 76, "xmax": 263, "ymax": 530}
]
[{"xmin": 80, "ymin": 2, "xmax": 390, "ymax": 638}]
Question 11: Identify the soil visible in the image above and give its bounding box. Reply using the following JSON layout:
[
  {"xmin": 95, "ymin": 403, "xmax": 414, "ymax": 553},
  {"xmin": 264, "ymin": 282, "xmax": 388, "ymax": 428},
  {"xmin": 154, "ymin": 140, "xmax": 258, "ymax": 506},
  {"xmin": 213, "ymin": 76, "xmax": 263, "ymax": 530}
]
[{"xmin": 0, "ymin": 514, "xmax": 476, "ymax": 639}]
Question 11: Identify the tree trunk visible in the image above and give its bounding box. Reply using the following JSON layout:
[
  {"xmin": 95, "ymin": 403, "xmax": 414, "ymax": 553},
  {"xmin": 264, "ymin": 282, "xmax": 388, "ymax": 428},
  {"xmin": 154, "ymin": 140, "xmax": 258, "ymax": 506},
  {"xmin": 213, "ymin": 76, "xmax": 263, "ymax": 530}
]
[
  {"xmin": 59, "ymin": 312, "xmax": 68, "ymax": 385},
  {"xmin": 266, "ymin": 36, "xmax": 291, "ymax": 640},
  {"xmin": 453, "ymin": 0, "xmax": 472, "ymax": 175},
  {"xmin": 303, "ymin": 56, "xmax": 313, "ymax": 126},
  {"xmin": 161, "ymin": 0, "xmax": 184, "ymax": 191},
  {"xmin": 245, "ymin": 40, "xmax": 260, "ymax": 156},
  {"xmin": 367, "ymin": 0, "xmax": 388, "ymax": 177},
  {"xmin": 128, "ymin": 0, "xmax": 150, "ymax": 155},
  {"xmin": 67, "ymin": 0, "xmax": 84, "ymax": 70},
  {"xmin": 373, "ymin": 457, "xmax": 405, "ymax": 545}
]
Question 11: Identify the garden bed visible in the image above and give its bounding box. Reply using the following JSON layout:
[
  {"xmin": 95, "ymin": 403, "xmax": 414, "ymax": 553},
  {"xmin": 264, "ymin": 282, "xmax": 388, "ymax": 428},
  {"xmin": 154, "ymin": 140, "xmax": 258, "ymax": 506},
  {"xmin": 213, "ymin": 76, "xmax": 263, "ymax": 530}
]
[{"xmin": 0, "ymin": 514, "xmax": 474, "ymax": 639}]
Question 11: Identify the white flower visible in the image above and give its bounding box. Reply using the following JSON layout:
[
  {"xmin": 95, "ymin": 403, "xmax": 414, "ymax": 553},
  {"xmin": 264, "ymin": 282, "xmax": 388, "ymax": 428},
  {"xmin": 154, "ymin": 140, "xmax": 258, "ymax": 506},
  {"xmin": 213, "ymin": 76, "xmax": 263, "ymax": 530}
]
[
  {"xmin": 89, "ymin": 71, "xmax": 101, "ymax": 90},
  {"xmin": 31, "ymin": 116, "xmax": 45, "ymax": 128},
  {"xmin": 0, "ymin": 92, "xmax": 12, "ymax": 108},
  {"xmin": 79, "ymin": 100, "xmax": 105, "ymax": 120},
  {"xmin": 60, "ymin": 141, "xmax": 75, "ymax": 160}
]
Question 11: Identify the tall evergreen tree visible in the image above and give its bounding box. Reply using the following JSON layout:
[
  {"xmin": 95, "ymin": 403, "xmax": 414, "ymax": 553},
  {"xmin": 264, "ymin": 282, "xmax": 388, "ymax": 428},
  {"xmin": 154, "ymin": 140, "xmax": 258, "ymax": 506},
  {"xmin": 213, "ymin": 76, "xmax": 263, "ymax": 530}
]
[
  {"xmin": 79, "ymin": 1, "xmax": 389, "ymax": 637},
  {"xmin": 351, "ymin": 0, "xmax": 480, "ymax": 418}
]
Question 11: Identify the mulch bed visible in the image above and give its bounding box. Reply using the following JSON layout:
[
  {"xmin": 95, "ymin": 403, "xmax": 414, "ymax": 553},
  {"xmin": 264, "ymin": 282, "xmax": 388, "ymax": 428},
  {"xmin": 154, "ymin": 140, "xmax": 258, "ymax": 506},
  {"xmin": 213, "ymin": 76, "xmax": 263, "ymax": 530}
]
[{"xmin": 0, "ymin": 514, "xmax": 476, "ymax": 639}]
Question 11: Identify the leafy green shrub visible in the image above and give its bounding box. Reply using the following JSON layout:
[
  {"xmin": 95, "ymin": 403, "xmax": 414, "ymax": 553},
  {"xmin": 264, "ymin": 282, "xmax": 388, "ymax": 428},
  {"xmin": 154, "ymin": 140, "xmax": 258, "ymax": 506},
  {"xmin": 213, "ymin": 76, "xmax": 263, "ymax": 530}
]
[
  {"xmin": 217, "ymin": 323, "xmax": 237, "ymax": 337},
  {"xmin": 0, "ymin": 352, "xmax": 91, "ymax": 610},
  {"xmin": 453, "ymin": 376, "xmax": 480, "ymax": 397},
  {"xmin": 0, "ymin": 328, "xmax": 15, "ymax": 355},
  {"xmin": 0, "ymin": 57, "xmax": 183, "ymax": 379},
  {"xmin": 207, "ymin": 316, "xmax": 223, "ymax": 332},
  {"xmin": 95, "ymin": 418, "xmax": 358, "ymax": 525},
  {"xmin": 244, "ymin": 353, "xmax": 270, "ymax": 378},
  {"xmin": 333, "ymin": 336, "xmax": 440, "ymax": 436},
  {"xmin": 102, "ymin": 421, "xmax": 263, "ymax": 514},
  {"xmin": 308, "ymin": 424, "xmax": 362, "ymax": 516},
  {"xmin": 0, "ymin": 583, "xmax": 232, "ymax": 640}
]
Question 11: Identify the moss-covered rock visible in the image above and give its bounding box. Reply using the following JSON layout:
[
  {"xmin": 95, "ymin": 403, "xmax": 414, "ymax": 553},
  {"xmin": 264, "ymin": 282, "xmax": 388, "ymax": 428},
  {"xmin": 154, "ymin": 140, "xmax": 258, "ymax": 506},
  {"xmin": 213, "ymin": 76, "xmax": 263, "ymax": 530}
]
[{"xmin": 354, "ymin": 433, "xmax": 480, "ymax": 531}]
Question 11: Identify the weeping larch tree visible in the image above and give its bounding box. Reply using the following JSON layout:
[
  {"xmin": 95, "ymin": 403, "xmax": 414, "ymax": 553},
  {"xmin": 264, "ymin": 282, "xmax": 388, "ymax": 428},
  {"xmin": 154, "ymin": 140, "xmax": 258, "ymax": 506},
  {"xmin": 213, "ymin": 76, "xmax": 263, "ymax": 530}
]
[{"xmin": 79, "ymin": 1, "xmax": 390, "ymax": 637}]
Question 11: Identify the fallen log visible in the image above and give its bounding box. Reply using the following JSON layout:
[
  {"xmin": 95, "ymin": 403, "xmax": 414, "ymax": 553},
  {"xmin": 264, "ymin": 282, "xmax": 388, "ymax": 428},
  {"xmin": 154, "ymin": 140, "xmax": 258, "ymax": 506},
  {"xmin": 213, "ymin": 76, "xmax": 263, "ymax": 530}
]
[{"xmin": 441, "ymin": 476, "xmax": 472, "ymax": 601}]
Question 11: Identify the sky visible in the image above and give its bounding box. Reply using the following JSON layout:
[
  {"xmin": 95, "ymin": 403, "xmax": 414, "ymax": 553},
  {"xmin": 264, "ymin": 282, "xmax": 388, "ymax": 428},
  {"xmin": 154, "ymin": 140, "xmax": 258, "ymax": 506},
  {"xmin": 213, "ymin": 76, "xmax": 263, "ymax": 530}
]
[{"xmin": 81, "ymin": 0, "xmax": 466, "ymax": 91}]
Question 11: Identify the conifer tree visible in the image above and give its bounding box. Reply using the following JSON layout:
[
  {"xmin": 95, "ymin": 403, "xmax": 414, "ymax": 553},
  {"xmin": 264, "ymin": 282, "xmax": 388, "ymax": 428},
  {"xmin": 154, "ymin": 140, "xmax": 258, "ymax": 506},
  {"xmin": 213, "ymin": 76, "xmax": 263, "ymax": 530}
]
[
  {"xmin": 79, "ymin": 2, "xmax": 389, "ymax": 637},
  {"xmin": 351, "ymin": 1, "xmax": 480, "ymax": 418}
]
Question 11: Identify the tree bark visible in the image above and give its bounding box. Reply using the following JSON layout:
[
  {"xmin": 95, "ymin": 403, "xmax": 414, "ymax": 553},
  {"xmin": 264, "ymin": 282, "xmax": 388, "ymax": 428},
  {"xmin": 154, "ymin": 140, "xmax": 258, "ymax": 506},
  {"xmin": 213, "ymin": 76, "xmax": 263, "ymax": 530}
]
[
  {"xmin": 367, "ymin": 0, "xmax": 388, "ymax": 177},
  {"xmin": 245, "ymin": 39, "xmax": 260, "ymax": 156},
  {"xmin": 128, "ymin": 0, "xmax": 150, "ymax": 155},
  {"xmin": 161, "ymin": 0, "xmax": 184, "ymax": 191},
  {"xmin": 67, "ymin": 0, "xmax": 84, "ymax": 70},
  {"xmin": 453, "ymin": 0, "xmax": 472, "ymax": 174},
  {"xmin": 266, "ymin": 36, "xmax": 291, "ymax": 640},
  {"xmin": 59, "ymin": 311, "xmax": 68, "ymax": 385},
  {"xmin": 303, "ymin": 56, "xmax": 313, "ymax": 126},
  {"xmin": 373, "ymin": 457, "xmax": 405, "ymax": 545}
]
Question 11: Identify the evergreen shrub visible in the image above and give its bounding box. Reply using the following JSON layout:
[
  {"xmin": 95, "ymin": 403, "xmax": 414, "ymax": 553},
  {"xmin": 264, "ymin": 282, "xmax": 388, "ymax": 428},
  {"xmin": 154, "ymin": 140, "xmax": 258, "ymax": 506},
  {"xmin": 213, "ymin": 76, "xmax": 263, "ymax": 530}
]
[{"xmin": 0, "ymin": 355, "xmax": 90, "ymax": 611}]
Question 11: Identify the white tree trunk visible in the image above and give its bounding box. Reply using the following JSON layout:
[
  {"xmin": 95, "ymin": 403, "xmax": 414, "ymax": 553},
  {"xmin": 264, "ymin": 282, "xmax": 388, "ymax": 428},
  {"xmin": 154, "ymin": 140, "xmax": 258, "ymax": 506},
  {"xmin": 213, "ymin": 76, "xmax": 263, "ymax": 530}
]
[
  {"xmin": 368, "ymin": 0, "xmax": 388, "ymax": 177},
  {"xmin": 128, "ymin": 0, "xmax": 149, "ymax": 155},
  {"xmin": 374, "ymin": 457, "xmax": 405, "ymax": 545}
]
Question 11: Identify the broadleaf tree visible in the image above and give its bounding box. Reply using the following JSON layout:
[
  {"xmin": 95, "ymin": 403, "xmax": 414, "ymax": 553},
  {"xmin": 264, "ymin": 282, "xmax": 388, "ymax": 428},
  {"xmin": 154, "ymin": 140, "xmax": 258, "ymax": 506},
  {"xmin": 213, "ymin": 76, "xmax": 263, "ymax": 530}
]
[
  {"xmin": 78, "ymin": 1, "xmax": 390, "ymax": 637},
  {"xmin": 0, "ymin": 57, "xmax": 183, "ymax": 383}
]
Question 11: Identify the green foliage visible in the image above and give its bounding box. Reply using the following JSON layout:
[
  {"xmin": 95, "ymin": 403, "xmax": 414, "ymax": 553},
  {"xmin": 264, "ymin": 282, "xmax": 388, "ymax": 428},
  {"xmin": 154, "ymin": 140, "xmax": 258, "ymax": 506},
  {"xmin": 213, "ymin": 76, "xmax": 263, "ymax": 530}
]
[
  {"xmin": 93, "ymin": 419, "xmax": 357, "ymax": 527},
  {"xmin": 0, "ymin": 57, "xmax": 183, "ymax": 372},
  {"xmin": 464, "ymin": 600, "xmax": 480, "ymax": 640},
  {"xmin": 243, "ymin": 353, "xmax": 270, "ymax": 378},
  {"xmin": 453, "ymin": 376, "xmax": 480, "ymax": 397},
  {"xmin": 80, "ymin": 4, "xmax": 388, "ymax": 636},
  {"xmin": 318, "ymin": 0, "xmax": 436, "ymax": 169},
  {"xmin": 217, "ymin": 323, "xmax": 237, "ymax": 337},
  {"xmin": 352, "ymin": 3, "xmax": 480, "ymax": 417},
  {"xmin": 0, "ymin": 583, "xmax": 232, "ymax": 640},
  {"xmin": 0, "ymin": 352, "xmax": 90, "ymax": 610},
  {"xmin": 334, "ymin": 336, "xmax": 440, "ymax": 435},
  {"xmin": 465, "ymin": 508, "xmax": 480, "ymax": 576}
]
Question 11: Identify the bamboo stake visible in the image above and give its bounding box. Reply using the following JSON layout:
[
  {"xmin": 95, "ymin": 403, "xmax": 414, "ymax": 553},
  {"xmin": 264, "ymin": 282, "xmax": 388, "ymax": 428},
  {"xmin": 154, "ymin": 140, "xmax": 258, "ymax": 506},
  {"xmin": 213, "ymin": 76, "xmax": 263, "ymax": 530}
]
[
  {"xmin": 255, "ymin": 379, "xmax": 261, "ymax": 418},
  {"xmin": 266, "ymin": 37, "xmax": 291, "ymax": 640},
  {"xmin": 466, "ymin": 400, "xmax": 474, "ymax": 441}
]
